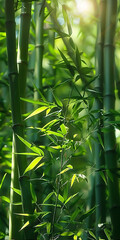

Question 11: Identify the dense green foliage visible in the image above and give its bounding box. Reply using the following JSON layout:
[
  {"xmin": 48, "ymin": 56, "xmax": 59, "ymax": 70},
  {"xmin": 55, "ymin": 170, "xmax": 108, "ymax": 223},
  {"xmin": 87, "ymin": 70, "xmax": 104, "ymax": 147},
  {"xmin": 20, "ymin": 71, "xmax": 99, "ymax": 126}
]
[{"xmin": 0, "ymin": 0, "xmax": 120, "ymax": 239}]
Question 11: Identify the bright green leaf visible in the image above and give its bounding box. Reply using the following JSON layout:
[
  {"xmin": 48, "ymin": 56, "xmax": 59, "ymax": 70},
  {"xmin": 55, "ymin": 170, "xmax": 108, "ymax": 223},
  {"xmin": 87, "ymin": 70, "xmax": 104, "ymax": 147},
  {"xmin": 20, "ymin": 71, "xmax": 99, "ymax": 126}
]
[
  {"xmin": 19, "ymin": 221, "xmax": 30, "ymax": 232},
  {"xmin": 65, "ymin": 193, "xmax": 78, "ymax": 205},
  {"xmin": 43, "ymin": 192, "xmax": 54, "ymax": 203},
  {"xmin": 24, "ymin": 156, "xmax": 43, "ymax": 174},
  {"xmin": 12, "ymin": 187, "xmax": 21, "ymax": 196},
  {"xmin": 0, "ymin": 173, "xmax": 7, "ymax": 190},
  {"xmin": 61, "ymin": 231, "xmax": 74, "ymax": 236},
  {"xmin": 89, "ymin": 231, "xmax": 96, "ymax": 239},
  {"xmin": 35, "ymin": 222, "xmax": 47, "ymax": 228},
  {"xmin": 17, "ymin": 135, "xmax": 44, "ymax": 155},
  {"xmin": 60, "ymin": 123, "xmax": 68, "ymax": 135},
  {"xmin": 25, "ymin": 106, "xmax": 48, "ymax": 120},
  {"xmin": 104, "ymin": 229, "xmax": 111, "ymax": 240},
  {"xmin": 47, "ymin": 222, "xmax": 51, "ymax": 234},
  {"xmin": 71, "ymin": 174, "xmax": 76, "ymax": 187}
]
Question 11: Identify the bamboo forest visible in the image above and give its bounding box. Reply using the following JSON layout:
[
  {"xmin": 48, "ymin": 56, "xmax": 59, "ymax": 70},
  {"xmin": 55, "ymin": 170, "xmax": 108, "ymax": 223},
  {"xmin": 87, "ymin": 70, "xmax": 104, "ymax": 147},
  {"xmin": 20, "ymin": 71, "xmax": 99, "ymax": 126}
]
[{"xmin": 0, "ymin": 0, "xmax": 120, "ymax": 239}]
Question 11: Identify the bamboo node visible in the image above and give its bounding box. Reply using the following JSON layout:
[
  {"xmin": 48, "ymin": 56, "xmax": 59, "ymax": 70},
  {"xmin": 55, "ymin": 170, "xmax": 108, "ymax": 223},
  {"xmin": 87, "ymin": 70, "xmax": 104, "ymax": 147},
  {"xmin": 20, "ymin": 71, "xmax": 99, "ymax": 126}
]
[
  {"xmin": 35, "ymin": 44, "xmax": 44, "ymax": 48},
  {"xmin": 12, "ymin": 123, "xmax": 23, "ymax": 130},
  {"xmin": 8, "ymin": 72, "xmax": 18, "ymax": 77},
  {"xmin": 104, "ymin": 43, "xmax": 115, "ymax": 48},
  {"xmin": 17, "ymin": 59, "xmax": 28, "ymax": 65}
]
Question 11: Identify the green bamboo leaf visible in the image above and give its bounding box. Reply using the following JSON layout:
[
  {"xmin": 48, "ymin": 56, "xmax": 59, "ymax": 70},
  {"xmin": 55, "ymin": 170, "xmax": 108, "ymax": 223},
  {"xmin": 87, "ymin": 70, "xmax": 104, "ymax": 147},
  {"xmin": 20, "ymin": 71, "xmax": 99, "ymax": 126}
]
[
  {"xmin": 97, "ymin": 133, "xmax": 104, "ymax": 149},
  {"xmin": 0, "ymin": 173, "xmax": 7, "ymax": 190},
  {"xmin": 24, "ymin": 156, "xmax": 43, "ymax": 174},
  {"xmin": 54, "ymin": 223, "xmax": 63, "ymax": 230},
  {"xmin": 0, "ymin": 232, "xmax": 6, "ymax": 239},
  {"xmin": 12, "ymin": 187, "xmax": 21, "ymax": 196},
  {"xmin": 62, "ymin": 4, "xmax": 67, "ymax": 22},
  {"xmin": 61, "ymin": 232, "xmax": 74, "ymax": 236},
  {"xmin": 46, "ymin": 130, "xmax": 63, "ymax": 138},
  {"xmin": 43, "ymin": 119, "xmax": 59, "ymax": 129},
  {"xmin": 0, "ymin": 196, "xmax": 10, "ymax": 203},
  {"xmin": 79, "ymin": 206, "xmax": 96, "ymax": 222},
  {"xmin": 15, "ymin": 213, "xmax": 33, "ymax": 216},
  {"xmin": 75, "ymin": 47, "xmax": 81, "ymax": 70},
  {"xmin": 15, "ymin": 152, "xmax": 38, "ymax": 156},
  {"xmin": 65, "ymin": 193, "xmax": 78, "ymax": 205},
  {"xmin": 42, "ymin": 212, "xmax": 51, "ymax": 219},
  {"xmin": 100, "ymin": 171, "xmax": 107, "ymax": 185},
  {"xmin": 67, "ymin": 164, "xmax": 73, "ymax": 169},
  {"xmin": 25, "ymin": 106, "xmax": 48, "ymax": 120},
  {"xmin": 17, "ymin": 135, "xmax": 44, "ymax": 155},
  {"xmin": 47, "ymin": 222, "xmax": 51, "ymax": 234},
  {"xmin": 58, "ymin": 167, "xmax": 70, "ymax": 175},
  {"xmin": 30, "ymin": 183, "xmax": 37, "ymax": 203},
  {"xmin": 69, "ymin": 37, "xmax": 75, "ymax": 49},
  {"xmin": 81, "ymin": 67, "xmax": 92, "ymax": 74},
  {"xmin": 35, "ymin": 222, "xmax": 47, "ymax": 228},
  {"xmin": 53, "ymin": 94, "xmax": 63, "ymax": 107},
  {"xmin": 58, "ymin": 48, "xmax": 75, "ymax": 76},
  {"xmin": 70, "ymin": 208, "xmax": 81, "ymax": 221},
  {"xmin": 20, "ymin": 97, "xmax": 48, "ymax": 106},
  {"xmin": 89, "ymin": 231, "xmax": 96, "ymax": 239},
  {"xmin": 73, "ymin": 235, "xmax": 77, "ymax": 240},
  {"xmin": 55, "ymin": 192, "xmax": 64, "ymax": 203},
  {"xmin": 71, "ymin": 174, "xmax": 76, "ymax": 187},
  {"xmin": 34, "ymin": 162, "xmax": 45, "ymax": 170},
  {"xmin": 43, "ymin": 192, "xmax": 54, "ymax": 203},
  {"xmin": 19, "ymin": 221, "xmax": 30, "ymax": 232},
  {"xmin": 0, "ymin": 32, "xmax": 6, "ymax": 40},
  {"xmin": 104, "ymin": 229, "xmax": 111, "ymax": 240},
  {"xmin": 60, "ymin": 123, "xmax": 67, "ymax": 135},
  {"xmin": 67, "ymin": 17, "xmax": 72, "ymax": 36}
]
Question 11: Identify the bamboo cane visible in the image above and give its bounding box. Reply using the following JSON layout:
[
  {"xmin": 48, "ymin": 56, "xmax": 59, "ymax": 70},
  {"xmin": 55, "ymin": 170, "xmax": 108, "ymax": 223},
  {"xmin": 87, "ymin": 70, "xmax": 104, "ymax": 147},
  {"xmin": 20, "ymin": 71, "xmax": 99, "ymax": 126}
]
[
  {"xmin": 95, "ymin": 0, "xmax": 106, "ymax": 238},
  {"xmin": 5, "ymin": 1, "xmax": 36, "ymax": 239},
  {"xmin": 18, "ymin": 2, "xmax": 31, "ymax": 113},
  {"xmin": 104, "ymin": 0, "xmax": 120, "ymax": 238}
]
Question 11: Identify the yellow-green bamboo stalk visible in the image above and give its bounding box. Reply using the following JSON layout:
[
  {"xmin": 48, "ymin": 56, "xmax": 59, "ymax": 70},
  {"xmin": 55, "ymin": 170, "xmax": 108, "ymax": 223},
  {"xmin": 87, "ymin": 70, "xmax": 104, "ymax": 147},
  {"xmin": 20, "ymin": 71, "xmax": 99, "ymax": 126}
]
[{"xmin": 104, "ymin": 0, "xmax": 120, "ymax": 238}]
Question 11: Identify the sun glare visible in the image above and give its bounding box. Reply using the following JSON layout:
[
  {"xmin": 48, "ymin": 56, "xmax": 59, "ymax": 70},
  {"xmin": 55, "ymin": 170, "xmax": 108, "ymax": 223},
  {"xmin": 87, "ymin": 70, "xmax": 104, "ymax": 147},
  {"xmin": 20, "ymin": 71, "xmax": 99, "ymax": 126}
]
[{"xmin": 75, "ymin": 0, "xmax": 94, "ymax": 16}]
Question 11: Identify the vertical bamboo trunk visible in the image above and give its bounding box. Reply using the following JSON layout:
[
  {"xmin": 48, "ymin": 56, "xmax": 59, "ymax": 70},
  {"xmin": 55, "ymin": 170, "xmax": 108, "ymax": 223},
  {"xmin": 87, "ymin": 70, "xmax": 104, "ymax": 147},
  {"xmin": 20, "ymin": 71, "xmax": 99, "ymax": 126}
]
[
  {"xmin": 5, "ymin": 1, "xmax": 36, "ymax": 239},
  {"xmin": 9, "ymin": 3, "xmax": 32, "ymax": 239},
  {"xmin": 18, "ymin": 2, "xmax": 31, "ymax": 113},
  {"xmin": 9, "ymin": 138, "xmax": 24, "ymax": 240},
  {"xmin": 34, "ymin": 1, "xmax": 44, "ymax": 102},
  {"xmin": 95, "ymin": 0, "xmax": 106, "ymax": 238},
  {"xmin": 33, "ymin": 1, "xmax": 44, "ymax": 145},
  {"xmin": 104, "ymin": 0, "xmax": 120, "ymax": 239}
]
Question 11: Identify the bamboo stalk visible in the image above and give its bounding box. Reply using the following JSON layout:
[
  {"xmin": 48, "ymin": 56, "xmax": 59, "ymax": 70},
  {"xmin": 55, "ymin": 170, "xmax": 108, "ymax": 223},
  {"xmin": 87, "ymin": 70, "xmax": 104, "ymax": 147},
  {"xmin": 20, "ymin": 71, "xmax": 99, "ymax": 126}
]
[
  {"xmin": 95, "ymin": 0, "xmax": 106, "ymax": 238},
  {"xmin": 34, "ymin": 1, "xmax": 44, "ymax": 102},
  {"xmin": 5, "ymin": 1, "xmax": 36, "ymax": 239},
  {"xmin": 104, "ymin": 0, "xmax": 120, "ymax": 238},
  {"xmin": 18, "ymin": 2, "xmax": 31, "ymax": 113}
]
